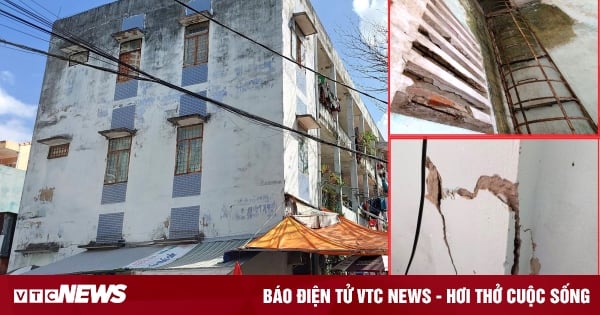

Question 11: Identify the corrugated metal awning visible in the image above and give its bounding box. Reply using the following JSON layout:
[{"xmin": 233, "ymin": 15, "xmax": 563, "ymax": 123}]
[
  {"xmin": 161, "ymin": 237, "xmax": 251, "ymax": 269},
  {"xmin": 24, "ymin": 246, "xmax": 165, "ymax": 275}
]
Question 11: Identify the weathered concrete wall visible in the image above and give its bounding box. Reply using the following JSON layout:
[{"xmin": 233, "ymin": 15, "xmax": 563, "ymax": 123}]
[
  {"xmin": 390, "ymin": 0, "xmax": 475, "ymax": 134},
  {"xmin": 390, "ymin": 140, "xmax": 519, "ymax": 275},
  {"xmin": 524, "ymin": 0, "xmax": 598, "ymax": 123},
  {"xmin": 390, "ymin": 0, "xmax": 496, "ymax": 134},
  {"xmin": 513, "ymin": 140, "xmax": 598, "ymax": 275},
  {"xmin": 0, "ymin": 165, "xmax": 25, "ymax": 213},
  {"xmin": 389, "ymin": 0, "xmax": 429, "ymax": 101},
  {"xmin": 9, "ymin": 0, "xmax": 294, "ymax": 270},
  {"xmin": 282, "ymin": 0, "xmax": 319, "ymax": 206}
]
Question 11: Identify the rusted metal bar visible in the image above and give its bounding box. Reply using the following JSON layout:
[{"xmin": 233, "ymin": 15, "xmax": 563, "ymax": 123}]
[{"xmin": 483, "ymin": 0, "xmax": 597, "ymax": 134}]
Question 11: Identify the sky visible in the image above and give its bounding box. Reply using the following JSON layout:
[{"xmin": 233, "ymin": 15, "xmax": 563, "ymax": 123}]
[{"xmin": 0, "ymin": 0, "xmax": 387, "ymax": 142}]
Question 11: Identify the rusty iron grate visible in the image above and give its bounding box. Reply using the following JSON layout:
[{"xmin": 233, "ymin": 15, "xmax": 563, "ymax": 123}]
[
  {"xmin": 483, "ymin": 0, "xmax": 597, "ymax": 134},
  {"xmin": 47, "ymin": 143, "xmax": 69, "ymax": 159}
]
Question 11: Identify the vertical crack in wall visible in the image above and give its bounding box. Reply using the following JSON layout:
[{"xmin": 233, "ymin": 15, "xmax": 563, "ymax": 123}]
[
  {"xmin": 524, "ymin": 228, "xmax": 541, "ymax": 275},
  {"xmin": 425, "ymin": 157, "xmax": 458, "ymax": 275},
  {"xmin": 455, "ymin": 175, "xmax": 520, "ymax": 275}
]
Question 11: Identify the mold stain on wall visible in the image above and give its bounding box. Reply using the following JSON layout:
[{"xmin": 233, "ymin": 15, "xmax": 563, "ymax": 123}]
[
  {"xmin": 519, "ymin": 3, "xmax": 575, "ymax": 49},
  {"xmin": 461, "ymin": 0, "xmax": 510, "ymax": 133}
]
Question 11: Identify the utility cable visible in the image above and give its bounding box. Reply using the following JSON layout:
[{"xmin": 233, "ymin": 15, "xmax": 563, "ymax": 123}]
[
  {"xmin": 404, "ymin": 139, "xmax": 427, "ymax": 275},
  {"xmin": 172, "ymin": 0, "xmax": 387, "ymax": 107},
  {"xmin": 0, "ymin": 33, "xmax": 388, "ymax": 164},
  {"xmin": 1, "ymin": 4, "xmax": 388, "ymax": 163},
  {"xmin": 0, "ymin": 38, "xmax": 153, "ymax": 82},
  {"xmin": 1, "ymin": 3, "xmax": 388, "ymax": 163}
]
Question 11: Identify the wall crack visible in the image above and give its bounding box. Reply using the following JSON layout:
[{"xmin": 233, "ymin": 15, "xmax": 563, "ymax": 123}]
[
  {"xmin": 425, "ymin": 158, "xmax": 521, "ymax": 275},
  {"xmin": 425, "ymin": 157, "xmax": 458, "ymax": 275},
  {"xmin": 455, "ymin": 175, "xmax": 520, "ymax": 275},
  {"xmin": 524, "ymin": 228, "xmax": 541, "ymax": 275}
]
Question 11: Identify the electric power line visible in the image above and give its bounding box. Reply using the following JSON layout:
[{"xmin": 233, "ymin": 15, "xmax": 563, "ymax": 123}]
[
  {"xmin": 172, "ymin": 0, "xmax": 388, "ymax": 108},
  {"xmin": 0, "ymin": 1, "xmax": 388, "ymax": 164},
  {"xmin": 0, "ymin": 34, "xmax": 388, "ymax": 164},
  {"xmin": 0, "ymin": 38, "xmax": 154, "ymax": 82}
]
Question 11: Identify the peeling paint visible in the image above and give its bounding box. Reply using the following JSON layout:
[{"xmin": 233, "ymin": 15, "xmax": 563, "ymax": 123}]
[
  {"xmin": 524, "ymin": 228, "xmax": 541, "ymax": 275},
  {"xmin": 425, "ymin": 157, "xmax": 458, "ymax": 275},
  {"xmin": 455, "ymin": 175, "xmax": 521, "ymax": 275},
  {"xmin": 34, "ymin": 187, "xmax": 55, "ymax": 203}
]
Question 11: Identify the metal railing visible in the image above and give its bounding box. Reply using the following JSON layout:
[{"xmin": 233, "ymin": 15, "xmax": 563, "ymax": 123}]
[{"xmin": 484, "ymin": 0, "xmax": 597, "ymax": 134}]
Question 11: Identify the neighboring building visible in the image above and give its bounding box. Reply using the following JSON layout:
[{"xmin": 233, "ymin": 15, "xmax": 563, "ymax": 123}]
[
  {"xmin": 8, "ymin": 0, "xmax": 385, "ymax": 274},
  {"xmin": 0, "ymin": 140, "xmax": 30, "ymax": 170},
  {"xmin": 0, "ymin": 140, "xmax": 30, "ymax": 273}
]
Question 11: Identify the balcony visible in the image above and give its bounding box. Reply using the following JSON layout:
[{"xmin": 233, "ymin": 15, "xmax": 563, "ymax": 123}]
[
  {"xmin": 318, "ymin": 105, "xmax": 336, "ymax": 134},
  {"xmin": 360, "ymin": 157, "xmax": 376, "ymax": 179},
  {"xmin": 318, "ymin": 106, "xmax": 352, "ymax": 152}
]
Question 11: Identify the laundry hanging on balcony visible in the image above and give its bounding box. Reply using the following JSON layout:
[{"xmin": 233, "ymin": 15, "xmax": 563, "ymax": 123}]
[
  {"xmin": 318, "ymin": 75, "xmax": 341, "ymax": 113},
  {"xmin": 362, "ymin": 197, "xmax": 387, "ymax": 218},
  {"xmin": 355, "ymin": 132, "xmax": 364, "ymax": 162},
  {"xmin": 377, "ymin": 163, "xmax": 388, "ymax": 194}
]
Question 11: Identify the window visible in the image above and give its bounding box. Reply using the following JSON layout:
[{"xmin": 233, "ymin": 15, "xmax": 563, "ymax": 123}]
[
  {"xmin": 48, "ymin": 143, "xmax": 69, "ymax": 159},
  {"xmin": 291, "ymin": 23, "xmax": 303, "ymax": 65},
  {"xmin": 298, "ymin": 138, "xmax": 308, "ymax": 174},
  {"xmin": 69, "ymin": 51, "xmax": 89, "ymax": 66},
  {"xmin": 117, "ymin": 39, "xmax": 142, "ymax": 82},
  {"xmin": 184, "ymin": 22, "xmax": 209, "ymax": 67},
  {"xmin": 104, "ymin": 136, "xmax": 132, "ymax": 184},
  {"xmin": 175, "ymin": 125, "xmax": 202, "ymax": 175}
]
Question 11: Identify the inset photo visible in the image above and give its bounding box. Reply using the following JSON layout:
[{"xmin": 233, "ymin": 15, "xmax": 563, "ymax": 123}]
[
  {"xmin": 389, "ymin": 0, "xmax": 598, "ymax": 134},
  {"xmin": 390, "ymin": 139, "xmax": 598, "ymax": 274}
]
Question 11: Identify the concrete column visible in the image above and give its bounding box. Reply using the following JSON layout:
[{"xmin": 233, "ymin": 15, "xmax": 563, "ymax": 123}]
[
  {"xmin": 330, "ymin": 66, "xmax": 342, "ymax": 211},
  {"xmin": 345, "ymin": 93, "xmax": 359, "ymax": 221},
  {"xmin": 314, "ymin": 39, "xmax": 322, "ymax": 208},
  {"xmin": 358, "ymin": 117, "xmax": 369, "ymax": 199}
]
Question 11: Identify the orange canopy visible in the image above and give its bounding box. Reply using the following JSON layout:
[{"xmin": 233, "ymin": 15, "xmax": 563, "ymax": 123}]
[{"xmin": 244, "ymin": 215, "xmax": 387, "ymax": 256}]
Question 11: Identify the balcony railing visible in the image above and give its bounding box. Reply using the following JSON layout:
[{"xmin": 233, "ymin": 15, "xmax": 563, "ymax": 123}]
[
  {"xmin": 318, "ymin": 105, "xmax": 337, "ymax": 134},
  {"xmin": 318, "ymin": 106, "xmax": 352, "ymax": 152},
  {"xmin": 360, "ymin": 157, "xmax": 376, "ymax": 179}
]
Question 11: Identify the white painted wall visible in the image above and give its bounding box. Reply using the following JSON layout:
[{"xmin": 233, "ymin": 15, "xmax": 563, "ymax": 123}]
[
  {"xmin": 390, "ymin": 140, "xmax": 520, "ymax": 275},
  {"xmin": 9, "ymin": 0, "xmax": 288, "ymax": 271},
  {"xmin": 539, "ymin": 0, "xmax": 598, "ymax": 123},
  {"xmin": 8, "ymin": 0, "xmax": 380, "ymax": 272},
  {"xmin": 513, "ymin": 140, "xmax": 598, "ymax": 275},
  {"xmin": 282, "ymin": 0, "xmax": 319, "ymax": 206}
]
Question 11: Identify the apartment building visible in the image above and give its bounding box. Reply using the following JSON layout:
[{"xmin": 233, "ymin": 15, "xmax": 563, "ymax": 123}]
[{"xmin": 8, "ymin": 0, "xmax": 386, "ymax": 274}]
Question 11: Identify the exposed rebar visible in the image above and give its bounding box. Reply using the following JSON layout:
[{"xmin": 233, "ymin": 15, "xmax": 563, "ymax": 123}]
[{"xmin": 482, "ymin": 0, "xmax": 597, "ymax": 134}]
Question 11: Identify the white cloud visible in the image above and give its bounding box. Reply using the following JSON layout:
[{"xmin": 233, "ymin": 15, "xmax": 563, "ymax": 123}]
[
  {"xmin": 352, "ymin": 0, "xmax": 387, "ymax": 23},
  {"xmin": 376, "ymin": 113, "xmax": 388, "ymax": 141},
  {"xmin": 0, "ymin": 118, "xmax": 32, "ymax": 142},
  {"xmin": 352, "ymin": 0, "xmax": 387, "ymax": 28},
  {"xmin": 0, "ymin": 86, "xmax": 36, "ymax": 142},
  {"xmin": 0, "ymin": 70, "xmax": 15, "ymax": 85},
  {"xmin": 0, "ymin": 86, "xmax": 37, "ymax": 118},
  {"xmin": 352, "ymin": 0, "xmax": 387, "ymax": 54}
]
